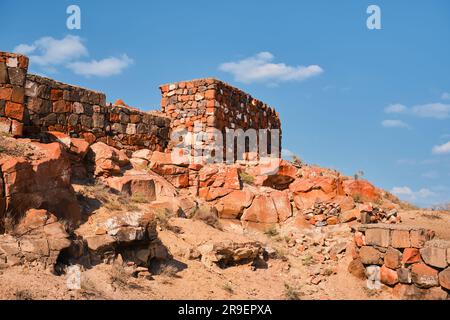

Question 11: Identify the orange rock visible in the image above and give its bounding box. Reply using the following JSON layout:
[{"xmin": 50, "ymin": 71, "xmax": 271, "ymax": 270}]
[
  {"xmin": 342, "ymin": 179, "xmax": 381, "ymax": 203},
  {"xmin": 5, "ymin": 101, "xmax": 24, "ymax": 121},
  {"xmin": 354, "ymin": 231, "xmax": 366, "ymax": 247},
  {"xmin": 241, "ymin": 194, "xmax": 278, "ymax": 224},
  {"xmin": 270, "ymin": 190, "xmax": 292, "ymax": 222},
  {"xmin": 411, "ymin": 263, "xmax": 439, "ymax": 288},
  {"xmin": 380, "ymin": 265, "xmax": 399, "ymax": 286},
  {"xmin": 215, "ymin": 190, "xmax": 254, "ymax": 219},
  {"xmin": 402, "ymin": 248, "xmax": 421, "ymax": 264}
]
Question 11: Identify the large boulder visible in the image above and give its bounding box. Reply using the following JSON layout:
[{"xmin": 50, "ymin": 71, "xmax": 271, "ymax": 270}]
[
  {"xmin": 0, "ymin": 141, "xmax": 81, "ymax": 226},
  {"xmin": 215, "ymin": 190, "xmax": 254, "ymax": 219},
  {"xmin": 88, "ymin": 142, "xmax": 129, "ymax": 177},
  {"xmin": 0, "ymin": 209, "xmax": 71, "ymax": 268},
  {"xmin": 75, "ymin": 209, "xmax": 167, "ymax": 266},
  {"xmin": 342, "ymin": 179, "xmax": 381, "ymax": 203}
]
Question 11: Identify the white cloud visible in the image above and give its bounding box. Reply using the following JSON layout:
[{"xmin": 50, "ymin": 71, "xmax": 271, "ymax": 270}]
[
  {"xmin": 391, "ymin": 186, "xmax": 436, "ymax": 201},
  {"xmin": 381, "ymin": 119, "xmax": 410, "ymax": 128},
  {"xmin": 432, "ymin": 141, "xmax": 450, "ymax": 155},
  {"xmin": 14, "ymin": 35, "xmax": 88, "ymax": 66},
  {"xmin": 67, "ymin": 55, "xmax": 133, "ymax": 77},
  {"xmin": 219, "ymin": 52, "xmax": 323, "ymax": 84},
  {"xmin": 13, "ymin": 35, "xmax": 132, "ymax": 77},
  {"xmin": 441, "ymin": 92, "xmax": 450, "ymax": 100},
  {"xmin": 422, "ymin": 171, "xmax": 438, "ymax": 179},
  {"xmin": 411, "ymin": 103, "xmax": 450, "ymax": 119},
  {"xmin": 384, "ymin": 103, "xmax": 407, "ymax": 114}
]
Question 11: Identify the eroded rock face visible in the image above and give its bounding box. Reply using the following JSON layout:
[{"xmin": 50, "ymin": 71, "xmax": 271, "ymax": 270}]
[
  {"xmin": 75, "ymin": 210, "xmax": 167, "ymax": 266},
  {"xmin": 0, "ymin": 209, "xmax": 70, "ymax": 268},
  {"xmin": 0, "ymin": 141, "xmax": 81, "ymax": 226},
  {"xmin": 198, "ymin": 240, "xmax": 263, "ymax": 268}
]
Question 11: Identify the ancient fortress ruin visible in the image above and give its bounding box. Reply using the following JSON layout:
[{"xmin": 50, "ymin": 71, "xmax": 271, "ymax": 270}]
[{"xmin": 0, "ymin": 51, "xmax": 281, "ymax": 159}]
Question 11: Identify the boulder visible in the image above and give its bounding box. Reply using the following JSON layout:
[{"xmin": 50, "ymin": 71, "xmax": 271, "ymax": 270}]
[
  {"xmin": 438, "ymin": 267, "xmax": 450, "ymax": 290},
  {"xmin": 348, "ymin": 258, "xmax": 366, "ymax": 279},
  {"xmin": 75, "ymin": 210, "xmax": 165, "ymax": 266},
  {"xmin": 342, "ymin": 179, "xmax": 381, "ymax": 203},
  {"xmin": 0, "ymin": 209, "xmax": 71, "ymax": 267},
  {"xmin": 359, "ymin": 246, "xmax": 384, "ymax": 265},
  {"xmin": 0, "ymin": 142, "xmax": 81, "ymax": 224},
  {"xmin": 420, "ymin": 240, "xmax": 449, "ymax": 269},
  {"xmin": 240, "ymin": 194, "xmax": 278, "ymax": 224},
  {"xmin": 89, "ymin": 142, "xmax": 129, "ymax": 177},
  {"xmin": 198, "ymin": 240, "xmax": 263, "ymax": 268},
  {"xmin": 402, "ymin": 248, "xmax": 421, "ymax": 265},
  {"xmin": 411, "ymin": 263, "xmax": 439, "ymax": 288},
  {"xmin": 380, "ymin": 265, "xmax": 399, "ymax": 286},
  {"xmin": 384, "ymin": 247, "xmax": 402, "ymax": 269},
  {"xmin": 215, "ymin": 190, "xmax": 254, "ymax": 219}
]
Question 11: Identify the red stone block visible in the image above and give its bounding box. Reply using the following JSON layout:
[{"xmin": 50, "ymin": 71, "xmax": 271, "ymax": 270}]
[
  {"xmin": 0, "ymin": 87, "xmax": 12, "ymax": 100},
  {"xmin": 53, "ymin": 100, "xmax": 70, "ymax": 113},
  {"xmin": 5, "ymin": 101, "xmax": 24, "ymax": 121},
  {"xmin": 10, "ymin": 119, "xmax": 23, "ymax": 137},
  {"xmin": 11, "ymin": 86, "xmax": 24, "ymax": 104},
  {"xmin": 402, "ymin": 248, "xmax": 421, "ymax": 264}
]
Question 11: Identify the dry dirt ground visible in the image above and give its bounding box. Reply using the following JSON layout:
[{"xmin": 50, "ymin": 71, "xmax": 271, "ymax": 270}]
[{"xmin": 0, "ymin": 209, "xmax": 448, "ymax": 300}]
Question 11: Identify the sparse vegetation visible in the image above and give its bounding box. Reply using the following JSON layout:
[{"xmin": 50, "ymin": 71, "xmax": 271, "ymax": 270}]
[
  {"xmin": 192, "ymin": 206, "xmax": 222, "ymax": 230},
  {"xmin": 159, "ymin": 264, "xmax": 180, "ymax": 278},
  {"xmin": 422, "ymin": 212, "xmax": 442, "ymax": 220},
  {"xmin": 324, "ymin": 268, "xmax": 334, "ymax": 276},
  {"xmin": 222, "ymin": 283, "xmax": 234, "ymax": 294},
  {"xmin": 14, "ymin": 289, "xmax": 33, "ymax": 300},
  {"xmin": 264, "ymin": 226, "xmax": 279, "ymax": 237},
  {"xmin": 291, "ymin": 154, "xmax": 304, "ymax": 167},
  {"xmin": 283, "ymin": 283, "xmax": 301, "ymax": 300},
  {"xmin": 302, "ymin": 253, "xmax": 315, "ymax": 266},
  {"xmin": 109, "ymin": 264, "xmax": 130, "ymax": 286},
  {"xmin": 239, "ymin": 171, "xmax": 255, "ymax": 185},
  {"xmin": 1, "ymin": 210, "xmax": 16, "ymax": 234},
  {"xmin": 353, "ymin": 170, "xmax": 364, "ymax": 181},
  {"xmin": 352, "ymin": 194, "xmax": 363, "ymax": 203}
]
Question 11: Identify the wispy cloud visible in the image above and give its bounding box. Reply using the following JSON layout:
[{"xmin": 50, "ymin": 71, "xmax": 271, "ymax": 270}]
[
  {"xmin": 391, "ymin": 186, "xmax": 436, "ymax": 201},
  {"xmin": 411, "ymin": 103, "xmax": 450, "ymax": 119},
  {"xmin": 67, "ymin": 55, "xmax": 133, "ymax": 77},
  {"xmin": 14, "ymin": 35, "xmax": 132, "ymax": 77},
  {"xmin": 383, "ymin": 102, "xmax": 450, "ymax": 119},
  {"xmin": 381, "ymin": 119, "xmax": 410, "ymax": 129},
  {"xmin": 442, "ymin": 92, "xmax": 450, "ymax": 100},
  {"xmin": 14, "ymin": 35, "xmax": 88, "ymax": 67},
  {"xmin": 219, "ymin": 52, "xmax": 323, "ymax": 84},
  {"xmin": 432, "ymin": 141, "xmax": 450, "ymax": 155},
  {"xmin": 384, "ymin": 103, "xmax": 407, "ymax": 114}
]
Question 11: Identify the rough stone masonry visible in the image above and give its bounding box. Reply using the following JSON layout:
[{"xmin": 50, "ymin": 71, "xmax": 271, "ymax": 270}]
[{"xmin": 1, "ymin": 52, "xmax": 282, "ymax": 160}]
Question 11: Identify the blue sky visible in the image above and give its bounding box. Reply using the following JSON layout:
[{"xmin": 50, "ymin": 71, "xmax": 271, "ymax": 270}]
[{"xmin": 1, "ymin": 0, "xmax": 449, "ymax": 207}]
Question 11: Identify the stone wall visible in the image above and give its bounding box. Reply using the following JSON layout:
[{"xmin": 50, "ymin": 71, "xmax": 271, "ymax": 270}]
[
  {"xmin": 349, "ymin": 223, "xmax": 450, "ymax": 300},
  {"xmin": 160, "ymin": 78, "xmax": 282, "ymax": 161},
  {"xmin": 0, "ymin": 52, "xmax": 28, "ymax": 137},
  {"xmin": 23, "ymin": 74, "xmax": 171, "ymax": 153},
  {"xmin": 2, "ymin": 51, "xmax": 284, "ymax": 159}
]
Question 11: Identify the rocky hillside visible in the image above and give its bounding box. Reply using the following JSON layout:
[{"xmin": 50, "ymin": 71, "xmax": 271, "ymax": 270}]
[{"xmin": 1, "ymin": 132, "xmax": 449, "ymax": 300}]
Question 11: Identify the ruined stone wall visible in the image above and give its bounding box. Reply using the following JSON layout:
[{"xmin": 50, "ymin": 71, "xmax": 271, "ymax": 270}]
[
  {"xmin": 0, "ymin": 52, "xmax": 28, "ymax": 137},
  {"xmin": 160, "ymin": 78, "xmax": 282, "ymax": 161},
  {"xmin": 350, "ymin": 224, "xmax": 450, "ymax": 299},
  {"xmin": 24, "ymin": 74, "xmax": 171, "ymax": 153}
]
